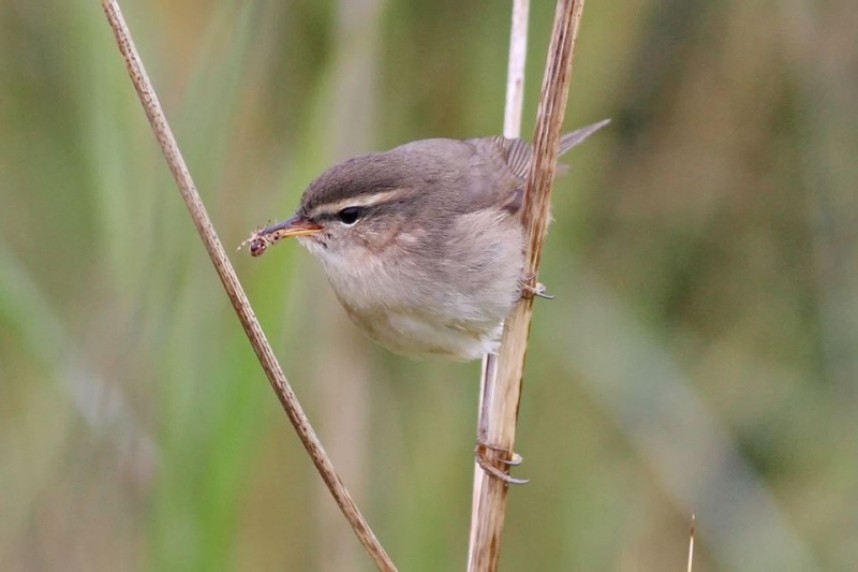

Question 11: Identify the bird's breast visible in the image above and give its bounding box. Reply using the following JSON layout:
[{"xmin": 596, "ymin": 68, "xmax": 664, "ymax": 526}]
[{"xmin": 303, "ymin": 212, "xmax": 524, "ymax": 360}]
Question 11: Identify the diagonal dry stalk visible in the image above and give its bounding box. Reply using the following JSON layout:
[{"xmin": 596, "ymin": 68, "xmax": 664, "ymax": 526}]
[
  {"xmin": 468, "ymin": 0, "xmax": 588, "ymax": 569},
  {"xmin": 99, "ymin": 2, "xmax": 396, "ymax": 570}
]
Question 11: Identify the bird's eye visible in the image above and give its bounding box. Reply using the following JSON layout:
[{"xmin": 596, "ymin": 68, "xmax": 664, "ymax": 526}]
[{"xmin": 337, "ymin": 206, "xmax": 362, "ymax": 225}]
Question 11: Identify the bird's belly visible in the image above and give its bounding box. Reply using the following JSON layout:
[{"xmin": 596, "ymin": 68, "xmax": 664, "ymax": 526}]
[
  {"xmin": 325, "ymin": 270, "xmax": 507, "ymax": 360},
  {"xmin": 317, "ymin": 232, "xmax": 522, "ymax": 361},
  {"xmin": 352, "ymin": 307, "xmax": 501, "ymax": 361},
  {"xmin": 330, "ymin": 274, "xmax": 514, "ymax": 361}
]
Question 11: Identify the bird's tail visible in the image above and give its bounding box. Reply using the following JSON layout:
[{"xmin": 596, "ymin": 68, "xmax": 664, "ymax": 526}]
[
  {"xmin": 558, "ymin": 118, "xmax": 611, "ymax": 155},
  {"xmin": 496, "ymin": 118, "xmax": 610, "ymax": 180}
]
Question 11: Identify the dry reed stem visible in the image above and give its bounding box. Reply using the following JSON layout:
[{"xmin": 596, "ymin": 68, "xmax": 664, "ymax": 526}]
[
  {"xmin": 474, "ymin": 0, "xmax": 531, "ymax": 455},
  {"xmin": 469, "ymin": 0, "xmax": 529, "ymax": 566},
  {"xmin": 687, "ymin": 515, "xmax": 696, "ymax": 572},
  {"xmin": 467, "ymin": 0, "xmax": 587, "ymax": 569},
  {"xmin": 502, "ymin": 0, "xmax": 530, "ymax": 140},
  {"xmin": 100, "ymin": 2, "xmax": 396, "ymax": 570}
]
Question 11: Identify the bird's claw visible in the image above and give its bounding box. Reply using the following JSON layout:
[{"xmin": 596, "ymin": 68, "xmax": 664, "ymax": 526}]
[
  {"xmin": 475, "ymin": 441, "xmax": 529, "ymax": 485},
  {"xmin": 519, "ymin": 277, "xmax": 555, "ymax": 300},
  {"xmin": 531, "ymin": 282, "xmax": 555, "ymax": 300}
]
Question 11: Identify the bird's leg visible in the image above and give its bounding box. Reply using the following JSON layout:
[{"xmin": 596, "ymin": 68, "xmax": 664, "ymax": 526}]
[
  {"xmin": 474, "ymin": 441, "xmax": 529, "ymax": 485},
  {"xmin": 518, "ymin": 274, "xmax": 555, "ymax": 300}
]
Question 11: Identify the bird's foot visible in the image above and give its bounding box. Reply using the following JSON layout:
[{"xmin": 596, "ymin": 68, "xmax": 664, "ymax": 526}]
[
  {"xmin": 475, "ymin": 441, "xmax": 529, "ymax": 485},
  {"xmin": 519, "ymin": 275, "xmax": 555, "ymax": 300}
]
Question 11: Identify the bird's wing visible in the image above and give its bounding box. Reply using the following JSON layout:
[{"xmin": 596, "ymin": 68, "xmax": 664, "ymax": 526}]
[
  {"xmin": 476, "ymin": 136, "xmax": 532, "ymax": 181},
  {"xmin": 461, "ymin": 138, "xmax": 526, "ymax": 214},
  {"xmin": 463, "ymin": 119, "xmax": 610, "ymax": 216},
  {"xmin": 477, "ymin": 119, "xmax": 611, "ymax": 182}
]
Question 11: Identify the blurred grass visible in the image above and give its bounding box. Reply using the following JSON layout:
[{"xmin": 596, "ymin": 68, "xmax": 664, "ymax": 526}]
[{"xmin": 1, "ymin": 0, "xmax": 857, "ymax": 571}]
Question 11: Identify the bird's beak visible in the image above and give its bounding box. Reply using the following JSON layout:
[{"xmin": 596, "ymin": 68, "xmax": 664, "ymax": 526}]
[
  {"xmin": 246, "ymin": 215, "xmax": 323, "ymax": 257},
  {"xmin": 260, "ymin": 215, "xmax": 323, "ymax": 238}
]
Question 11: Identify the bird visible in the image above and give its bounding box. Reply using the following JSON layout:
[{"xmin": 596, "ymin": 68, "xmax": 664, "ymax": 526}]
[{"xmin": 246, "ymin": 120, "xmax": 607, "ymax": 361}]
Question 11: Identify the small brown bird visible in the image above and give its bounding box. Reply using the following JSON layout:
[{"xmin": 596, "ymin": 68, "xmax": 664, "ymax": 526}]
[{"xmin": 248, "ymin": 120, "xmax": 607, "ymax": 360}]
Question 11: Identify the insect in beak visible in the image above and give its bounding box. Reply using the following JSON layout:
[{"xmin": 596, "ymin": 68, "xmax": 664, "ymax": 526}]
[{"xmin": 242, "ymin": 215, "xmax": 323, "ymax": 257}]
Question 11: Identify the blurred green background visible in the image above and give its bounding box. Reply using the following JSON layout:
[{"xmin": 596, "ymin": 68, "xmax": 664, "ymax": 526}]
[{"xmin": 1, "ymin": 0, "xmax": 857, "ymax": 570}]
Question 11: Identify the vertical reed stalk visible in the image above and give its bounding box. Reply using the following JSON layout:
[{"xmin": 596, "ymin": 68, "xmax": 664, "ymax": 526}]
[{"xmin": 467, "ymin": 1, "xmax": 587, "ymax": 569}]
